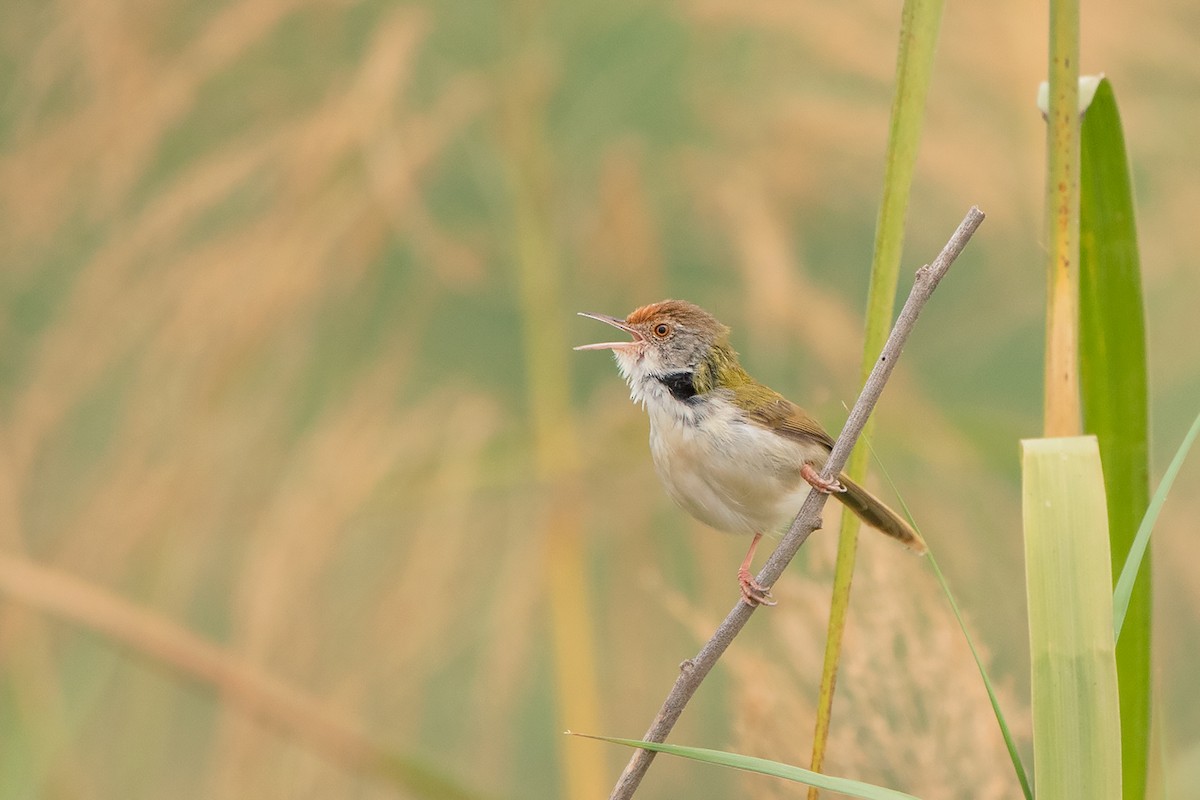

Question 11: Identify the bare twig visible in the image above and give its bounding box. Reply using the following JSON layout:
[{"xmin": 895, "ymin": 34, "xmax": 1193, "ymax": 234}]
[{"xmin": 606, "ymin": 206, "xmax": 986, "ymax": 799}]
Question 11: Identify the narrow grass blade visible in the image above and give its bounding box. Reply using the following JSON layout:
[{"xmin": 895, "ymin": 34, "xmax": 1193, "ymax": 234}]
[
  {"xmin": 927, "ymin": 554, "xmax": 1033, "ymax": 800},
  {"xmin": 810, "ymin": 0, "xmax": 945, "ymax": 786},
  {"xmin": 1078, "ymin": 75, "xmax": 1152, "ymax": 800},
  {"xmin": 863, "ymin": 440, "xmax": 1032, "ymax": 800},
  {"xmin": 1114, "ymin": 409, "xmax": 1200, "ymax": 640},
  {"xmin": 572, "ymin": 734, "xmax": 919, "ymax": 800},
  {"xmin": 1022, "ymin": 436, "xmax": 1122, "ymax": 799}
]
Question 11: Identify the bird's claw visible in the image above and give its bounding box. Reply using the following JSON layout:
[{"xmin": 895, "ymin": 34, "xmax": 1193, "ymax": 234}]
[
  {"xmin": 801, "ymin": 463, "xmax": 845, "ymax": 494},
  {"xmin": 738, "ymin": 568, "xmax": 777, "ymax": 607}
]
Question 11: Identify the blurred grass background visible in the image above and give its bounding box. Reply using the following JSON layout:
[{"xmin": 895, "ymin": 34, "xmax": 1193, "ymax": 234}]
[{"xmin": 2, "ymin": 0, "xmax": 1199, "ymax": 797}]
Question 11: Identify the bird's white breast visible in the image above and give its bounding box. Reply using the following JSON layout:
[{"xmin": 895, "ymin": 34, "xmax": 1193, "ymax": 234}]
[{"xmin": 643, "ymin": 387, "xmax": 828, "ymax": 536}]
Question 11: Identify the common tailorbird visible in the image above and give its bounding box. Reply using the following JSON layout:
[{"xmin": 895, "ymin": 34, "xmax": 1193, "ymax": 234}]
[{"xmin": 576, "ymin": 299, "xmax": 925, "ymax": 607}]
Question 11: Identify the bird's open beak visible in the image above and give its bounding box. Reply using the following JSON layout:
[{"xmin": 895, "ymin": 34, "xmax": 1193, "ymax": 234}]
[{"xmin": 574, "ymin": 312, "xmax": 645, "ymax": 351}]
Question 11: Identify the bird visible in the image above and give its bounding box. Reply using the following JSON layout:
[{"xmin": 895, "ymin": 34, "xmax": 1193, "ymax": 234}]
[{"xmin": 575, "ymin": 299, "xmax": 925, "ymax": 606}]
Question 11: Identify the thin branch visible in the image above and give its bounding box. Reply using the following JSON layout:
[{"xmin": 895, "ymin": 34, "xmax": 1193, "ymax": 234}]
[{"xmin": 606, "ymin": 206, "xmax": 986, "ymax": 800}]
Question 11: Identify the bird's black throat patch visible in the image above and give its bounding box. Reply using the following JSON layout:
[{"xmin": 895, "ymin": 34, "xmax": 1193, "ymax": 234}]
[{"xmin": 658, "ymin": 371, "xmax": 698, "ymax": 402}]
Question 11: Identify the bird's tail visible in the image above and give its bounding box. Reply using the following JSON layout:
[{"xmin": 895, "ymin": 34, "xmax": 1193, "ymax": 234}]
[{"xmin": 835, "ymin": 473, "xmax": 927, "ymax": 554}]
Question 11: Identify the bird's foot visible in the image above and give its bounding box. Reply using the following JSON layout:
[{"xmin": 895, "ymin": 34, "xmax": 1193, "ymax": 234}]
[
  {"xmin": 738, "ymin": 568, "xmax": 777, "ymax": 607},
  {"xmin": 801, "ymin": 463, "xmax": 845, "ymax": 494}
]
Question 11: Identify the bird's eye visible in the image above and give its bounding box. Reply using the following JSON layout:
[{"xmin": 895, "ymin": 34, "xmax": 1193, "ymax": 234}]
[{"xmin": 654, "ymin": 323, "xmax": 671, "ymax": 337}]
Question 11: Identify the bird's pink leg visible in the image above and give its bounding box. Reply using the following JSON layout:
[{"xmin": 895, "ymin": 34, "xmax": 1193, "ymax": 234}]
[{"xmin": 737, "ymin": 532, "xmax": 777, "ymax": 607}]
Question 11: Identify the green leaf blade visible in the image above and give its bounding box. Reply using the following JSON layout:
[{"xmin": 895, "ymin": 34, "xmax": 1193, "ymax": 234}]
[
  {"xmin": 1022, "ymin": 436, "xmax": 1122, "ymax": 800},
  {"xmin": 1078, "ymin": 75, "xmax": 1152, "ymax": 800},
  {"xmin": 811, "ymin": 0, "xmax": 946, "ymax": 783},
  {"xmin": 1114, "ymin": 409, "xmax": 1200, "ymax": 640},
  {"xmin": 866, "ymin": 446, "xmax": 1033, "ymax": 800},
  {"xmin": 926, "ymin": 554, "xmax": 1033, "ymax": 800},
  {"xmin": 574, "ymin": 734, "xmax": 920, "ymax": 800}
]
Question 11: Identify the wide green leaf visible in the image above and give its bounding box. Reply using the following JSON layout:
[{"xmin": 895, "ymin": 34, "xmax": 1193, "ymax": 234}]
[
  {"xmin": 1079, "ymin": 75, "xmax": 1152, "ymax": 800},
  {"xmin": 1022, "ymin": 436, "xmax": 1122, "ymax": 800}
]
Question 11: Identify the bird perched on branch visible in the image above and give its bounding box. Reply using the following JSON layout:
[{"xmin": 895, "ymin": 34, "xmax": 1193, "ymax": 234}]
[{"xmin": 576, "ymin": 299, "xmax": 924, "ymax": 606}]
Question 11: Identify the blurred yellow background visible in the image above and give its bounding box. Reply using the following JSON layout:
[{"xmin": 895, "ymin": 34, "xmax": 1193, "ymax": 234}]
[{"xmin": 2, "ymin": 0, "xmax": 1198, "ymax": 797}]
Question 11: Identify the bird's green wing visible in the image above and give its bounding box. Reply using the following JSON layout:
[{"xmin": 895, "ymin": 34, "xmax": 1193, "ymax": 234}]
[{"xmin": 742, "ymin": 394, "xmax": 836, "ymax": 451}]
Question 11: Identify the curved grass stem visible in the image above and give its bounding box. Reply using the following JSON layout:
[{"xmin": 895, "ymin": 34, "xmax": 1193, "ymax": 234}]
[{"xmin": 807, "ymin": 0, "xmax": 945, "ymax": 793}]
